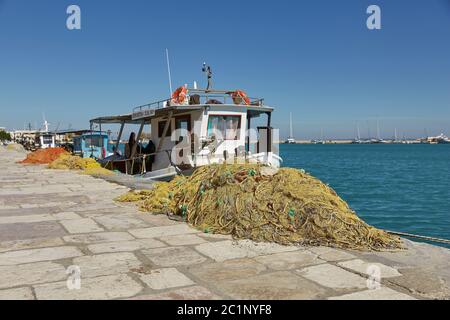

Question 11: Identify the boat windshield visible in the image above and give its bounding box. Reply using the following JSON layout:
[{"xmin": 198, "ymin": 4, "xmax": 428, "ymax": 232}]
[
  {"xmin": 42, "ymin": 135, "xmax": 53, "ymax": 144},
  {"xmin": 85, "ymin": 135, "xmax": 104, "ymax": 148}
]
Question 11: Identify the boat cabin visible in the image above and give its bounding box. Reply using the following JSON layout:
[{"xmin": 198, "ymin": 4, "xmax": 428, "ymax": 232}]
[
  {"xmin": 73, "ymin": 132, "xmax": 114, "ymax": 159},
  {"xmin": 35, "ymin": 132, "xmax": 56, "ymax": 149},
  {"xmin": 90, "ymin": 88, "xmax": 281, "ymax": 180}
]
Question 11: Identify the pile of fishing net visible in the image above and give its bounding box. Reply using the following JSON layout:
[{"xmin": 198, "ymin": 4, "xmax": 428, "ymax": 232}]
[
  {"xmin": 116, "ymin": 164, "xmax": 403, "ymax": 251},
  {"xmin": 48, "ymin": 153, "xmax": 113, "ymax": 176},
  {"xmin": 19, "ymin": 147, "xmax": 67, "ymax": 164},
  {"xmin": 6, "ymin": 144, "xmax": 26, "ymax": 153}
]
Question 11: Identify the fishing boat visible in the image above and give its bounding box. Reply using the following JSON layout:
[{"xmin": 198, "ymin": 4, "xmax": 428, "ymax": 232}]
[
  {"xmin": 90, "ymin": 67, "xmax": 282, "ymax": 181},
  {"xmin": 34, "ymin": 118, "xmax": 56, "ymax": 149},
  {"xmin": 73, "ymin": 131, "xmax": 114, "ymax": 159}
]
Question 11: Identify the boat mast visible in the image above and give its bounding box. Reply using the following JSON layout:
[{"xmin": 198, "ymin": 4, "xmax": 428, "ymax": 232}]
[
  {"xmin": 289, "ymin": 112, "xmax": 294, "ymax": 139},
  {"xmin": 376, "ymin": 120, "xmax": 381, "ymax": 140},
  {"xmin": 357, "ymin": 122, "xmax": 361, "ymax": 140}
]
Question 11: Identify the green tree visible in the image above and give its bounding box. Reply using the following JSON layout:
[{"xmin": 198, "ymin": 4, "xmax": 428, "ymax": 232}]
[{"xmin": 0, "ymin": 131, "xmax": 12, "ymax": 141}]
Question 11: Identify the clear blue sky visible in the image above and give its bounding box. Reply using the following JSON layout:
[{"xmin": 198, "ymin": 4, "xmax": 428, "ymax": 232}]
[{"xmin": 1, "ymin": 0, "xmax": 449, "ymax": 139}]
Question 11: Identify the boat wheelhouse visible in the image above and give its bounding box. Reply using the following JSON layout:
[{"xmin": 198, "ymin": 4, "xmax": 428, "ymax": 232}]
[
  {"xmin": 90, "ymin": 87, "xmax": 281, "ymax": 180},
  {"xmin": 35, "ymin": 132, "xmax": 56, "ymax": 149},
  {"xmin": 73, "ymin": 131, "xmax": 114, "ymax": 159}
]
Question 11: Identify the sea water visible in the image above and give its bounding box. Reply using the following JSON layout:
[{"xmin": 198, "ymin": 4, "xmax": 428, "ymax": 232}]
[{"xmin": 280, "ymin": 144, "xmax": 450, "ymax": 248}]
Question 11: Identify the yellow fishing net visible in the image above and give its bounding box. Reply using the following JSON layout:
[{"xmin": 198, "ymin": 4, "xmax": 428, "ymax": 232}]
[
  {"xmin": 117, "ymin": 164, "xmax": 403, "ymax": 251},
  {"xmin": 48, "ymin": 154, "xmax": 113, "ymax": 176}
]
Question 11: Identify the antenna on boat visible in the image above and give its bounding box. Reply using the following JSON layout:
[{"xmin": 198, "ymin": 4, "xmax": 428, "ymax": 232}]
[
  {"xmin": 202, "ymin": 62, "xmax": 212, "ymax": 91},
  {"xmin": 165, "ymin": 48, "xmax": 173, "ymax": 95}
]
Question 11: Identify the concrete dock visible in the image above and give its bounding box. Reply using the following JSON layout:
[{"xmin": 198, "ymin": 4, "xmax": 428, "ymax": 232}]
[{"xmin": 0, "ymin": 147, "xmax": 449, "ymax": 300}]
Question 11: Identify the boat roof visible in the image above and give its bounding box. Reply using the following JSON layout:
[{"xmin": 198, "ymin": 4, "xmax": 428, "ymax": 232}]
[
  {"xmin": 90, "ymin": 104, "xmax": 274, "ymax": 125},
  {"xmin": 90, "ymin": 88, "xmax": 274, "ymax": 124}
]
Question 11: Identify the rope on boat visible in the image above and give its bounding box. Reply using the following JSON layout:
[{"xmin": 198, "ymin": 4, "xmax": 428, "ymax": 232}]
[{"xmin": 386, "ymin": 230, "xmax": 450, "ymax": 245}]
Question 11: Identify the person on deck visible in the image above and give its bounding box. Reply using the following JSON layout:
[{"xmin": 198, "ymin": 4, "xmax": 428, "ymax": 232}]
[{"xmin": 124, "ymin": 132, "xmax": 136, "ymax": 159}]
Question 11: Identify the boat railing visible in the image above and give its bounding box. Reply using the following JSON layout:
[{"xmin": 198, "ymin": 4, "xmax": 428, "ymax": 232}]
[{"xmin": 132, "ymin": 92, "xmax": 265, "ymax": 120}]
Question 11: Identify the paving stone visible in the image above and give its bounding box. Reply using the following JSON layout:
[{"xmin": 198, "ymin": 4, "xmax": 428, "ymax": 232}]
[
  {"xmin": 297, "ymin": 264, "xmax": 367, "ymax": 289},
  {"xmin": 129, "ymin": 224, "xmax": 198, "ymax": 239},
  {"xmin": 307, "ymin": 246, "xmax": 356, "ymax": 262},
  {"xmin": 215, "ymin": 271, "xmax": 326, "ymax": 300},
  {"xmin": 328, "ymin": 287, "xmax": 416, "ymax": 300},
  {"xmin": 60, "ymin": 218, "xmax": 105, "ymax": 234},
  {"xmin": 0, "ymin": 221, "xmax": 67, "ymax": 242},
  {"xmin": 129, "ymin": 286, "xmax": 221, "ymax": 300},
  {"xmin": 0, "ymin": 246, "xmax": 83, "ymax": 266},
  {"xmin": 0, "ymin": 262, "xmax": 67, "ymax": 289},
  {"xmin": 197, "ymin": 233, "xmax": 233, "ymax": 241},
  {"xmin": 34, "ymin": 274, "xmax": 143, "ymax": 300},
  {"xmin": 142, "ymin": 247, "xmax": 207, "ymax": 267},
  {"xmin": 87, "ymin": 239, "xmax": 166, "ymax": 254},
  {"xmin": 139, "ymin": 268, "xmax": 194, "ymax": 290},
  {"xmin": 92, "ymin": 214, "xmax": 150, "ymax": 231},
  {"xmin": 187, "ymin": 259, "xmax": 267, "ymax": 282},
  {"xmin": 255, "ymin": 251, "xmax": 325, "ymax": 270},
  {"xmin": 52, "ymin": 212, "xmax": 82, "ymax": 220},
  {"xmin": 0, "ymin": 214, "xmax": 55, "ymax": 224},
  {"xmin": 234, "ymin": 240, "xmax": 301, "ymax": 256},
  {"xmin": 195, "ymin": 241, "xmax": 256, "ymax": 262},
  {"xmin": 72, "ymin": 252, "xmax": 142, "ymax": 278},
  {"xmin": 0, "ymin": 287, "xmax": 34, "ymax": 300},
  {"xmin": 338, "ymin": 259, "xmax": 402, "ymax": 278},
  {"xmin": 388, "ymin": 267, "xmax": 450, "ymax": 299},
  {"xmin": 159, "ymin": 234, "xmax": 207, "ymax": 246},
  {"xmin": 63, "ymin": 232, "xmax": 135, "ymax": 244},
  {"xmin": 0, "ymin": 237, "xmax": 64, "ymax": 253}
]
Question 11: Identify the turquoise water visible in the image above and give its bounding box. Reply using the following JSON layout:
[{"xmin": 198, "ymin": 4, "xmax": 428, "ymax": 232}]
[{"xmin": 280, "ymin": 144, "xmax": 450, "ymax": 248}]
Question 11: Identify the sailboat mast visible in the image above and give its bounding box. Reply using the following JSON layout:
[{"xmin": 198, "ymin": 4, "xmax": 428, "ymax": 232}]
[
  {"xmin": 289, "ymin": 112, "xmax": 293, "ymax": 139},
  {"xmin": 376, "ymin": 120, "xmax": 380, "ymax": 140}
]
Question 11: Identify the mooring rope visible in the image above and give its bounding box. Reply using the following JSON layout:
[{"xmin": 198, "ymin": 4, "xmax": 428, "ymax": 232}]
[{"xmin": 386, "ymin": 230, "xmax": 450, "ymax": 245}]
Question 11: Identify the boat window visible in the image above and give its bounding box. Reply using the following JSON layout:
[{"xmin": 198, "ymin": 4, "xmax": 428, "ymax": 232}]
[
  {"xmin": 175, "ymin": 116, "xmax": 191, "ymax": 142},
  {"xmin": 207, "ymin": 115, "xmax": 241, "ymax": 140},
  {"xmin": 42, "ymin": 135, "xmax": 53, "ymax": 145},
  {"xmin": 158, "ymin": 121, "xmax": 172, "ymax": 138},
  {"xmin": 85, "ymin": 136, "xmax": 103, "ymax": 148}
]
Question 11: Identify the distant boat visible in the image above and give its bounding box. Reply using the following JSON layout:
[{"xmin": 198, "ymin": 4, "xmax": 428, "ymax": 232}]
[
  {"xmin": 428, "ymin": 133, "xmax": 450, "ymax": 144},
  {"xmin": 284, "ymin": 112, "xmax": 296, "ymax": 144},
  {"xmin": 369, "ymin": 120, "xmax": 387, "ymax": 143},
  {"xmin": 352, "ymin": 122, "xmax": 370, "ymax": 144}
]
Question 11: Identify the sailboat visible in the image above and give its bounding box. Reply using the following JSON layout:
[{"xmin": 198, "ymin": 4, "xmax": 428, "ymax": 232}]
[
  {"xmin": 352, "ymin": 122, "xmax": 364, "ymax": 143},
  {"xmin": 284, "ymin": 112, "xmax": 296, "ymax": 144},
  {"xmin": 370, "ymin": 120, "xmax": 386, "ymax": 143},
  {"xmin": 312, "ymin": 128, "xmax": 326, "ymax": 144}
]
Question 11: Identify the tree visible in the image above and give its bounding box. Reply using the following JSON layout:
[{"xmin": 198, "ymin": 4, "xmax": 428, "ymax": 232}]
[{"xmin": 0, "ymin": 131, "xmax": 12, "ymax": 141}]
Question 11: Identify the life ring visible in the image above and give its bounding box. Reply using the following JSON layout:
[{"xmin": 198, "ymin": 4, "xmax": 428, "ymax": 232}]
[
  {"xmin": 171, "ymin": 86, "xmax": 188, "ymax": 104},
  {"xmin": 231, "ymin": 90, "xmax": 250, "ymax": 105}
]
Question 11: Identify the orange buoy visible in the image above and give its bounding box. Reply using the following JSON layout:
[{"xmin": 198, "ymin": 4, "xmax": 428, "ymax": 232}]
[
  {"xmin": 171, "ymin": 86, "xmax": 188, "ymax": 105},
  {"xmin": 231, "ymin": 90, "xmax": 250, "ymax": 105}
]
